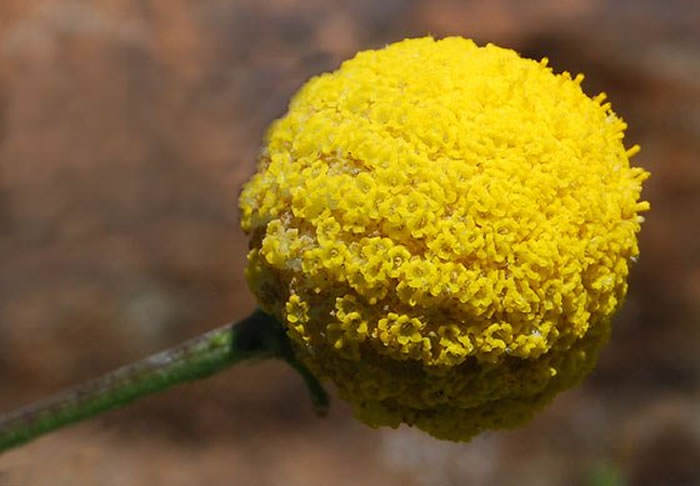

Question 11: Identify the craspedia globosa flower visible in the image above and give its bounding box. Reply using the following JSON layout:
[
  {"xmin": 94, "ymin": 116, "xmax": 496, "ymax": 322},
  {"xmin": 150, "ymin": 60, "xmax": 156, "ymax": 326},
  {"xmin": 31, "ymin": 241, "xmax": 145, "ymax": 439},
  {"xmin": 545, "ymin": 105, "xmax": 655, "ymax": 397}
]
[{"xmin": 239, "ymin": 36, "xmax": 649, "ymax": 441}]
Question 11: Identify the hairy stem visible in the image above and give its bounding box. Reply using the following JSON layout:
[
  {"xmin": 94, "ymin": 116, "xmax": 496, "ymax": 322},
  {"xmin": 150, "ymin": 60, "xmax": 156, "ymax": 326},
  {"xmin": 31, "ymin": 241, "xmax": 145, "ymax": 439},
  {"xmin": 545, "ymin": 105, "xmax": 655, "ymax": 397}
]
[{"xmin": 0, "ymin": 309, "xmax": 328, "ymax": 454}]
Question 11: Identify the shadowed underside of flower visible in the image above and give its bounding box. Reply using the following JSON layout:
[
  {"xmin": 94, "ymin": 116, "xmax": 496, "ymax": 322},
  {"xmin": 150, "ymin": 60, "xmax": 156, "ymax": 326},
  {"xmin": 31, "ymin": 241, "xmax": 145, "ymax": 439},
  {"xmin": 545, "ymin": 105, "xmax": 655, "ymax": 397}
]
[{"xmin": 239, "ymin": 36, "xmax": 649, "ymax": 441}]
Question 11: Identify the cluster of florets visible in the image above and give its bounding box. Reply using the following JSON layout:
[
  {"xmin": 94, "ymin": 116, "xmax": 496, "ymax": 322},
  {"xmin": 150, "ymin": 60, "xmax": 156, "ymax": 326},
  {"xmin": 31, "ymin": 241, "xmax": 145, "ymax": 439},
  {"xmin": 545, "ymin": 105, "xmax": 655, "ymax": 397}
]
[{"xmin": 239, "ymin": 36, "xmax": 649, "ymax": 441}]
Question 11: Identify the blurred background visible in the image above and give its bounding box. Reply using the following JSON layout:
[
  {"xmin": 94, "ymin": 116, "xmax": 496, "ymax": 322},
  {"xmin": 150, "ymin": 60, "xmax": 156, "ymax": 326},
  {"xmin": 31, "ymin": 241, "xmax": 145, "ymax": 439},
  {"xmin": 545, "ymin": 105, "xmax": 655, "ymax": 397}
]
[{"xmin": 0, "ymin": 1, "xmax": 698, "ymax": 484}]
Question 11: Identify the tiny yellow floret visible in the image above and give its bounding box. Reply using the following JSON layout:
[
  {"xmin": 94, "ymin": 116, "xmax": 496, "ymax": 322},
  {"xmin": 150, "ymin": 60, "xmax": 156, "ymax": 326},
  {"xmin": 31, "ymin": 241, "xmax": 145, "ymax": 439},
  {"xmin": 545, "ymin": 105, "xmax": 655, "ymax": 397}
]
[{"xmin": 239, "ymin": 36, "xmax": 649, "ymax": 441}]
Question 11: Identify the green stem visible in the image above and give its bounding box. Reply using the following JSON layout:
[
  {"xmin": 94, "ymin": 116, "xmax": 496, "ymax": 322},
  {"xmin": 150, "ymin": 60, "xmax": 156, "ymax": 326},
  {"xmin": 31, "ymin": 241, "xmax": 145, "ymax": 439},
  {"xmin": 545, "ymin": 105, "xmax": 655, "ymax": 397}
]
[{"xmin": 0, "ymin": 309, "xmax": 328, "ymax": 454}]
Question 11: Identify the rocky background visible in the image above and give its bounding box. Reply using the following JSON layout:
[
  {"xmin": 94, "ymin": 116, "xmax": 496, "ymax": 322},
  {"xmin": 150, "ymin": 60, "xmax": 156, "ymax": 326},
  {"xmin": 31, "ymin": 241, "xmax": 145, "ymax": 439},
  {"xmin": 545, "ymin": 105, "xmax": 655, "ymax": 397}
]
[{"xmin": 0, "ymin": 1, "xmax": 699, "ymax": 484}]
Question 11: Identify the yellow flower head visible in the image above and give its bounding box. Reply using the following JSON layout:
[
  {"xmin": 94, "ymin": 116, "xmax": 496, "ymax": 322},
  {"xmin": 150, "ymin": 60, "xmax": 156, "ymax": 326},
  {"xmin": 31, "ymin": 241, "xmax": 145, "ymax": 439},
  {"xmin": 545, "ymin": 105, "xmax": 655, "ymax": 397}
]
[{"xmin": 239, "ymin": 36, "xmax": 649, "ymax": 441}]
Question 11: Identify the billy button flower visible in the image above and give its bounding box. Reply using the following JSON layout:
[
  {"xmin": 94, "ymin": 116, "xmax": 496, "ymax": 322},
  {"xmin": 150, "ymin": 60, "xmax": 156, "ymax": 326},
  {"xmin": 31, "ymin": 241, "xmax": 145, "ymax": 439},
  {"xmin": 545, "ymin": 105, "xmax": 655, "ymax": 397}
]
[{"xmin": 240, "ymin": 36, "xmax": 649, "ymax": 441}]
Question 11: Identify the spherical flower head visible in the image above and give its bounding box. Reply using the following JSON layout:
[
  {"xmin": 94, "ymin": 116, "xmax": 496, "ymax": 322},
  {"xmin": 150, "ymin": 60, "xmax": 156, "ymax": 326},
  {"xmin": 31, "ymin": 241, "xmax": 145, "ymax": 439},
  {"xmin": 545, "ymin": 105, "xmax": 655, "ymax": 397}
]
[{"xmin": 239, "ymin": 36, "xmax": 649, "ymax": 441}]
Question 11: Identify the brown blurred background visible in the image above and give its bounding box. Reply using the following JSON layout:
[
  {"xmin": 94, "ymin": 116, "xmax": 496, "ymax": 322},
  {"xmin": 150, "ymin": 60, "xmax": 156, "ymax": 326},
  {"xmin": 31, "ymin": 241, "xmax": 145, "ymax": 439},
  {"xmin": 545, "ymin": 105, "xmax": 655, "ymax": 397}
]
[{"xmin": 0, "ymin": 1, "xmax": 698, "ymax": 484}]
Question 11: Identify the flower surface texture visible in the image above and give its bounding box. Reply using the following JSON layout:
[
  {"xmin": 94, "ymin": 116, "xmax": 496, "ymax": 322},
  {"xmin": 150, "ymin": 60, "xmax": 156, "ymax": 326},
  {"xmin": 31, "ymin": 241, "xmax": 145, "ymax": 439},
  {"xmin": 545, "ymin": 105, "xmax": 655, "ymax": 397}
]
[{"xmin": 239, "ymin": 36, "xmax": 649, "ymax": 441}]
